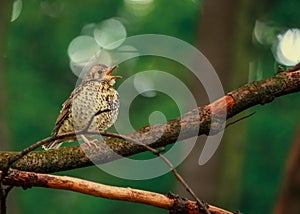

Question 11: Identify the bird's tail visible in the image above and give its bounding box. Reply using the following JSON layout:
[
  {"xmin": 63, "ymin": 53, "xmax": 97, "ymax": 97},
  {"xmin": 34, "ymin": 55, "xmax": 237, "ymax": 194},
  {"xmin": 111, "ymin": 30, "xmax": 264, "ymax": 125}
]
[{"xmin": 42, "ymin": 140, "xmax": 63, "ymax": 150}]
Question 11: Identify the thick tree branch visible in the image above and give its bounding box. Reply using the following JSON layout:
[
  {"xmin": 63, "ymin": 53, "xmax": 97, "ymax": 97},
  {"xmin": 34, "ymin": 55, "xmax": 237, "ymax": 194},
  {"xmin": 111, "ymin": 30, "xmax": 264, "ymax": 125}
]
[
  {"xmin": 1, "ymin": 170, "xmax": 233, "ymax": 214},
  {"xmin": 0, "ymin": 70, "xmax": 299, "ymax": 173}
]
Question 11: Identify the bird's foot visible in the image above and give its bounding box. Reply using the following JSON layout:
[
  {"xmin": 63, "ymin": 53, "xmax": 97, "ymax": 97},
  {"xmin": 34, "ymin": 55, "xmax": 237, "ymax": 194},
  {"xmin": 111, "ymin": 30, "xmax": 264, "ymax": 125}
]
[{"xmin": 81, "ymin": 135, "xmax": 99, "ymax": 149}]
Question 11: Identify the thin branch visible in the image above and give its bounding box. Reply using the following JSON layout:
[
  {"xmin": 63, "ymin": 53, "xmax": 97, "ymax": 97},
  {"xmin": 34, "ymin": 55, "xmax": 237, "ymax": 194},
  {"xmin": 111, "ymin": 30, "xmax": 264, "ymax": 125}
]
[
  {"xmin": 99, "ymin": 132, "xmax": 211, "ymax": 214},
  {"xmin": 225, "ymin": 112, "xmax": 256, "ymax": 128},
  {"xmin": 287, "ymin": 62, "xmax": 300, "ymax": 72},
  {"xmin": 0, "ymin": 186, "xmax": 5, "ymax": 214},
  {"xmin": 2, "ymin": 170, "xmax": 233, "ymax": 214},
  {"xmin": 0, "ymin": 183, "xmax": 11, "ymax": 214}
]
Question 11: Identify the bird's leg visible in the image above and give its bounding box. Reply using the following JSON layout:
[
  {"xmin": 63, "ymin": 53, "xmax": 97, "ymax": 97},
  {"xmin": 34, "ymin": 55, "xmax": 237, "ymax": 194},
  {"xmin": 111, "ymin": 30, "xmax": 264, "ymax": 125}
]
[{"xmin": 80, "ymin": 135, "xmax": 99, "ymax": 148}]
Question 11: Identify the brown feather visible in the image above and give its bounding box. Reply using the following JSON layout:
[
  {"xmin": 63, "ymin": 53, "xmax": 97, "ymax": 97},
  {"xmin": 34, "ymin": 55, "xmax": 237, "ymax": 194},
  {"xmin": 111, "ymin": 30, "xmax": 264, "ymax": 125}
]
[{"xmin": 53, "ymin": 84, "xmax": 83, "ymax": 134}]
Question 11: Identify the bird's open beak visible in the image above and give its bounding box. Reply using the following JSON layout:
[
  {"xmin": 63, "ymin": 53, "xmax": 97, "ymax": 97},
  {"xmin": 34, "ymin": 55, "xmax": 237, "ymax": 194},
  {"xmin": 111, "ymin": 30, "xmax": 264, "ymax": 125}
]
[{"xmin": 106, "ymin": 65, "xmax": 122, "ymax": 79}]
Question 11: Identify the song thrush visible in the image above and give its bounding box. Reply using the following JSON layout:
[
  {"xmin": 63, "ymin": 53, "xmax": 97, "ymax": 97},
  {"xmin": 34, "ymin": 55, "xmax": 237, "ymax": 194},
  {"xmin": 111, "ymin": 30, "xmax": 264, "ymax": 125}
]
[{"xmin": 43, "ymin": 64, "xmax": 121, "ymax": 150}]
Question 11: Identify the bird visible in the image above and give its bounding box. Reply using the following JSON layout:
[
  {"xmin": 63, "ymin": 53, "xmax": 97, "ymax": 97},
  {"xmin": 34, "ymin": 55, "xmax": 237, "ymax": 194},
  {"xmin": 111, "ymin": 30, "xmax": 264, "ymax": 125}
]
[{"xmin": 42, "ymin": 64, "xmax": 121, "ymax": 150}]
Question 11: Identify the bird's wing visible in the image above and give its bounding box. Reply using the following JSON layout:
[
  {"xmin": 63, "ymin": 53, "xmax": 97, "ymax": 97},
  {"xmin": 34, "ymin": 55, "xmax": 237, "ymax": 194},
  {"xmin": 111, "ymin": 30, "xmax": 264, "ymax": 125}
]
[{"xmin": 53, "ymin": 85, "xmax": 83, "ymax": 134}]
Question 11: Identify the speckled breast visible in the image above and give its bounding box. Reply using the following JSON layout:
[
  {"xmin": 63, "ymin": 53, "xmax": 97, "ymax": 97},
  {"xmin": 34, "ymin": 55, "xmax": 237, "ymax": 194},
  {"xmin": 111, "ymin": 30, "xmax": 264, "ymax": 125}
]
[{"xmin": 71, "ymin": 80, "xmax": 119, "ymax": 132}]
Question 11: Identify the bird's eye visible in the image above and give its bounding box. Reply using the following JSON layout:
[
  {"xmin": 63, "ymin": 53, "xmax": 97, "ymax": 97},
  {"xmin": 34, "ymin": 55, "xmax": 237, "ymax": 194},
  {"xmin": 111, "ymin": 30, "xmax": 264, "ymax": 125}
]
[{"xmin": 98, "ymin": 70, "xmax": 102, "ymax": 74}]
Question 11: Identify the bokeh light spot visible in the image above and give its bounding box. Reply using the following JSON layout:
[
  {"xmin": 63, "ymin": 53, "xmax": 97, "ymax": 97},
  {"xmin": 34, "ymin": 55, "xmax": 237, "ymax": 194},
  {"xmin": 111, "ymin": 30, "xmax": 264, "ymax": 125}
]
[
  {"xmin": 94, "ymin": 19, "xmax": 127, "ymax": 50},
  {"xmin": 124, "ymin": 0, "xmax": 155, "ymax": 17},
  {"xmin": 68, "ymin": 36, "xmax": 100, "ymax": 65},
  {"xmin": 11, "ymin": 0, "xmax": 22, "ymax": 22},
  {"xmin": 133, "ymin": 73, "xmax": 157, "ymax": 97},
  {"xmin": 275, "ymin": 28, "xmax": 300, "ymax": 66},
  {"xmin": 149, "ymin": 111, "xmax": 167, "ymax": 126}
]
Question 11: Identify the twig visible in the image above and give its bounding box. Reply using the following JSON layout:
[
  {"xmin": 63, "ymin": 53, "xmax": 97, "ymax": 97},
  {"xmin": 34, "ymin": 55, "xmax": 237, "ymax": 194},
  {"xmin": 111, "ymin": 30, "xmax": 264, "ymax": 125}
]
[
  {"xmin": 2, "ymin": 170, "xmax": 233, "ymax": 214},
  {"xmin": 98, "ymin": 132, "xmax": 211, "ymax": 214},
  {"xmin": 225, "ymin": 112, "xmax": 256, "ymax": 128},
  {"xmin": 0, "ymin": 183, "xmax": 11, "ymax": 214},
  {"xmin": 0, "ymin": 185, "xmax": 5, "ymax": 214},
  {"xmin": 287, "ymin": 62, "xmax": 300, "ymax": 72}
]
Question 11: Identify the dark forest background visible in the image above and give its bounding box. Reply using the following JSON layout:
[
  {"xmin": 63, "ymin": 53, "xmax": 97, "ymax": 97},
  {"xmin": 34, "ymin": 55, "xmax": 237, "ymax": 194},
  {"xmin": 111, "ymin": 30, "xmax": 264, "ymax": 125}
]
[{"xmin": 1, "ymin": 0, "xmax": 300, "ymax": 213}]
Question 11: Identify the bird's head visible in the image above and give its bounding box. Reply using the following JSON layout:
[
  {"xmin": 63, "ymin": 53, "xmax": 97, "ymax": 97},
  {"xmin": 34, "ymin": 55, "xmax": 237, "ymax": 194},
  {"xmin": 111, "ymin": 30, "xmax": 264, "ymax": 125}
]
[{"xmin": 84, "ymin": 64, "xmax": 121, "ymax": 85}]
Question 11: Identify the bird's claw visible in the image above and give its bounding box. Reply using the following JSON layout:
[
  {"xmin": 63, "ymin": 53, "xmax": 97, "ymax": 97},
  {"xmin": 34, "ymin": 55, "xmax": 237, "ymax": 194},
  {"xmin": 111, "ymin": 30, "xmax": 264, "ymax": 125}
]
[{"xmin": 81, "ymin": 135, "xmax": 99, "ymax": 148}]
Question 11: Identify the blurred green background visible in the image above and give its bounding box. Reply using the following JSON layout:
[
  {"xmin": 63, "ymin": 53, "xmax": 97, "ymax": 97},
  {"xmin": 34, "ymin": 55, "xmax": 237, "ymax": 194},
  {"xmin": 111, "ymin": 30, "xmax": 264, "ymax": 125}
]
[{"xmin": 1, "ymin": 0, "xmax": 300, "ymax": 213}]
